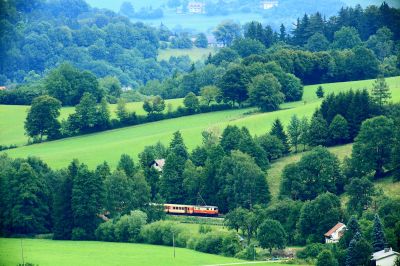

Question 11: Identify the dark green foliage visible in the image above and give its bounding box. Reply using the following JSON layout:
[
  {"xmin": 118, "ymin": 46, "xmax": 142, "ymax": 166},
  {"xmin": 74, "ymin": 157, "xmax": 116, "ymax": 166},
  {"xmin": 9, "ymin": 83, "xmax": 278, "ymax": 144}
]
[
  {"xmin": 372, "ymin": 214, "xmax": 386, "ymax": 252},
  {"xmin": 195, "ymin": 33, "xmax": 208, "ymax": 48},
  {"xmin": 256, "ymin": 134, "xmax": 285, "ymax": 161},
  {"xmin": 248, "ymin": 73, "xmax": 284, "ymax": 111},
  {"xmin": 264, "ymin": 200, "xmax": 303, "ymax": 245},
  {"xmin": 114, "ymin": 210, "xmax": 147, "ymax": 242},
  {"xmin": 217, "ymin": 151, "xmax": 270, "ymax": 212},
  {"xmin": 231, "ymin": 38, "xmax": 266, "ymax": 58},
  {"xmin": 308, "ymin": 113, "xmax": 329, "ymax": 146},
  {"xmin": 270, "ymin": 119, "xmax": 290, "ymax": 154},
  {"xmin": 117, "ymin": 154, "xmax": 136, "ymax": 177},
  {"xmin": 287, "ymin": 115, "xmax": 301, "ymax": 153},
  {"xmin": 237, "ymin": 127, "xmax": 269, "ymax": 169},
  {"xmin": 297, "ymin": 243, "xmax": 328, "ymax": 259},
  {"xmin": 317, "ymin": 250, "xmax": 338, "ymax": 266},
  {"xmin": 218, "ymin": 65, "xmax": 250, "ymax": 106},
  {"xmin": 183, "ymin": 92, "xmax": 200, "ymax": 113},
  {"xmin": 71, "ymin": 162, "xmax": 104, "ymax": 240},
  {"xmin": 371, "ymin": 76, "xmax": 391, "ymax": 109},
  {"xmin": 316, "ymin": 86, "xmax": 324, "ymax": 98},
  {"xmin": 280, "ymin": 147, "xmax": 344, "ymax": 200},
  {"xmin": 213, "ymin": 21, "xmax": 241, "ymax": 46},
  {"xmin": 339, "ymin": 216, "xmax": 361, "ymax": 248},
  {"xmin": 346, "ymin": 177, "xmax": 375, "ymax": 216},
  {"xmin": 257, "ymin": 219, "xmax": 287, "ymax": 254},
  {"xmin": 345, "ymin": 232, "xmax": 372, "ymax": 266},
  {"xmin": 332, "ymin": 26, "xmax": 362, "ymax": 50},
  {"xmin": 220, "ymin": 125, "xmax": 242, "ymax": 153},
  {"xmin": 143, "ymin": 96, "xmax": 165, "ymax": 115},
  {"xmin": 25, "ymin": 95, "xmax": 62, "ymax": 141},
  {"xmin": 298, "ymin": 193, "xmax": 343, "ymax": 243},
  {"xmin": 329, "ymin": 114, "xmax": 350, "ymax": 145},
  {"xmin": 45, "ymin": 63, "xmax": 102, "ymax": 106},
  {"xmin": 350, "ymin": 116, "xmax": 394, "ymax": 178},
  {"xmin": 53, "ymin": 169, "xmax": 73, "ymax": 240}
]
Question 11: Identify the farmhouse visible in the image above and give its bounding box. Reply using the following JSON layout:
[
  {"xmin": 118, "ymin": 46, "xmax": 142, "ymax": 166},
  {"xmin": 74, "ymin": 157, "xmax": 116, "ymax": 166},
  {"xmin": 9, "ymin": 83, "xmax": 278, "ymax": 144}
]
[
  {"xmin": 260, "ymin": 0, "xmax": 278, "ymax": 10},
  {"xmin": 324, "ymin": 222, "xmax": 346, "ymax": 243},
  {"xmin": 371, "ymin": 247, "xmax": 399, "ymax": 266},
  {"xmin": 151, "ymin": 159, "xmax": 165, "ymax": 172},
  {"xmin": 188, "ymin": 2, "xmax": 206, "ymax": 14}
]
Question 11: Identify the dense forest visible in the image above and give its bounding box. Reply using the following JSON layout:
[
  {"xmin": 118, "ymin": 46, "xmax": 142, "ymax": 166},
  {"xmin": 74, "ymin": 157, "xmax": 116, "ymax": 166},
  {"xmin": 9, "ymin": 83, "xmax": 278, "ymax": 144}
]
[{"xmin": 0, "ymin": 0, "xmax": 192, "ymax": 86}]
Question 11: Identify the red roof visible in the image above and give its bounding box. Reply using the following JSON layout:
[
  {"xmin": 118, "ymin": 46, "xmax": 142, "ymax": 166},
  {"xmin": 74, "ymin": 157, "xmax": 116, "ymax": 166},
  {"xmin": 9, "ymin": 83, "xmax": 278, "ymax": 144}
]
[{"xmin": 324, "ymin": 222, "xmax": 345, "ymax": 237}]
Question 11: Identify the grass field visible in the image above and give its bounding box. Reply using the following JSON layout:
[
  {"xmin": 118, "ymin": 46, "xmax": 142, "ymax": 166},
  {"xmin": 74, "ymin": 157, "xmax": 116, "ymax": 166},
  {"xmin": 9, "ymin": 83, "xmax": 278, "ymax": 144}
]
[
  {"xmin": 158, "ymin": 47, "xmax": 216, "ymax": 61},
  {"xmin": 0, "ymin": 98, "xmax": 183, "ymax": 147},
  {"xmin": 1, "ymin": 76, "xmax": 399, "ymax": 169},
  {"xmin": 0, "ymin": 238, "xmax": 305, "ymax": 266}
]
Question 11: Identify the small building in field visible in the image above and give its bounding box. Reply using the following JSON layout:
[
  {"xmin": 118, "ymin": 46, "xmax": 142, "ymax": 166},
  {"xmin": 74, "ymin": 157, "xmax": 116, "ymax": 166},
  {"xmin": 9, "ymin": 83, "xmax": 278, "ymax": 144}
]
[
  {"xmin": 188, "ymin": 2, "xmax": 206, "ymax": 14},
  {"xmin": 151, "ymin": 159, "xmax": 165, "ymax": 172},
  {"xmin": 0, "ymin": 86, "xmax": 6, "ymax": 90},
  {"xmin": 324, "ymin": 222, "xmax": 346, "ymax": 243},
  {"xmin": 260, "ymin": 0, "xmax": 278, "ymax": 10},
  {"xmin": 371, "ymin": 248, "xmax": 399, "ymax": 266}
]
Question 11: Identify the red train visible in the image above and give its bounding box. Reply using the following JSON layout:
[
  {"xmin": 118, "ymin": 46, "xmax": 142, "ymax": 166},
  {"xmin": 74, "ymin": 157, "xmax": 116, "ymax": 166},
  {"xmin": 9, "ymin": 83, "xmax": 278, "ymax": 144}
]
[{"xmin": 163, "ymin": 203, "xmax": 219, "ymax": 217}]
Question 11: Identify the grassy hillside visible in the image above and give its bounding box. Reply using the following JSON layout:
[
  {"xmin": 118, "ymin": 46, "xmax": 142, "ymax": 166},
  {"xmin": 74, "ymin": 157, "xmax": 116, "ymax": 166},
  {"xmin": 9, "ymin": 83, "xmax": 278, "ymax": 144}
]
[
  {"xmin": 0, "ymin": 98, "xmax": 183, "ymax": 147},
  {"xmin": 1, "ymin": 76, "xmax": 399, "ymax": 169},
  {"xmin": 266, "ymin": 143, "xmax": 400, "ymax": 201},
  {"xmin": 0, "ymin": 238, "xmax": 303, "ymax": 266},
  {"xmin": 158, "ymin": 48, "xmax": 216, "ymax": 61}
]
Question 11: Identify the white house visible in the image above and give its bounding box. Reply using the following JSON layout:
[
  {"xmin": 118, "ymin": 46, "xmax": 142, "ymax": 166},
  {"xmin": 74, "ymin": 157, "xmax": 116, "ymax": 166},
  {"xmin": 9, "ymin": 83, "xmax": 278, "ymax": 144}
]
[
  {"xmin": 372, "ymin": 248, "xmax": 399, "ymax": 266},
  {"xmin": 188, "ymin": 2, "xmax": 206, "ymax": 14},
  {"xmin": 260, "ymin": 0, "xmax": 278, "ymax": 10},
  {"xmin": 151, "ymin": 159, "xmax": 165, "ymax": 172},
  {"xmin": 324, "ymin": 222, "xmax": 346, "ymax": 243}
]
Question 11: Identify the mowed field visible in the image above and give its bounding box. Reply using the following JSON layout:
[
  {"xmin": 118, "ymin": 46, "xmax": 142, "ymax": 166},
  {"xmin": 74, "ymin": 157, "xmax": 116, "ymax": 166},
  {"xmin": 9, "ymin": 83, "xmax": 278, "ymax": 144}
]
[
  {"xmin": 158, "ymin": 47, "xmax": 217, "ymax": 61},
  {"xmin": 0, "ymin": 238, "xmax": 303, "ymax": 266},
  {"xmin": 1, "ymin": 76, "xmax": 399, "ymax": 169}
]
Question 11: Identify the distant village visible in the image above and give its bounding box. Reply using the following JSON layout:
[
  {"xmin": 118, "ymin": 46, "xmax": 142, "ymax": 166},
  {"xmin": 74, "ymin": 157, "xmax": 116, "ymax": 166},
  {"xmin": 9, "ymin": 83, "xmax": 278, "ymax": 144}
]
[{"xmin": 177, "ymin": 0, "xmax": 279, "ymax": 14}]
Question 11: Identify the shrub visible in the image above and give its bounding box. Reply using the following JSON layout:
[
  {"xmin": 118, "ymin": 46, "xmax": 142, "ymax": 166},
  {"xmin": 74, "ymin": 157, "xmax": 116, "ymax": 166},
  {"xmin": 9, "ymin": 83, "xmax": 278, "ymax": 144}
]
[
  {"xmin": 297, "ymin": 243, "xmax": 328, "ymax": 259},
  {"xmin": 95, "ymin": 220, "xmax": 116, "ymax": 242},
  {"xmin": 114, "ymin": 210, "xmax": 147, "ymax": 242},
  {"xmin": 193, "ymin": 231, "xmax": 241, "ymax": 256},
  {"xmin": 199, "ymin": 224, "xmax": 213, "ymax": 234},
  {"xmin": 71, "ymin": 227, "xmax": 87, "ymax": 240},
  {"xmin": 141, "ymin": 221, "xmax": 182, "ymax": 246}
]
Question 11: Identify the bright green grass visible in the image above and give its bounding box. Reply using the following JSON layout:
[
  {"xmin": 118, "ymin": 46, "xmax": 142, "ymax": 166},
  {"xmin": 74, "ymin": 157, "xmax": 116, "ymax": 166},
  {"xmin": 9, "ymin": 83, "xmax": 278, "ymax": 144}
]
[
  {"xmin": 1, "ymin": 76, "xmax": 399, "ymax": 169},
  {"xmin": 158, "ymin": 48, "xmax": 217, "ymax": 61},
  {"xmin": 0, "ymin": 238, "xmax": 245, "ymax": 266},
  {"xmin": 0, "ymin": 98, "xmax": 183, "ymax": 146}
]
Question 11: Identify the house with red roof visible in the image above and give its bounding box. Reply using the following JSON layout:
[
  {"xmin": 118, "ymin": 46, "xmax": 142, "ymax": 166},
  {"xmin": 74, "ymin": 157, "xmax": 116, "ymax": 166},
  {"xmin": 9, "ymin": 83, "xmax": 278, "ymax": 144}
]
[{"xmin": 324, "ymin": 222, "xmax": 346, "ymax": 243}]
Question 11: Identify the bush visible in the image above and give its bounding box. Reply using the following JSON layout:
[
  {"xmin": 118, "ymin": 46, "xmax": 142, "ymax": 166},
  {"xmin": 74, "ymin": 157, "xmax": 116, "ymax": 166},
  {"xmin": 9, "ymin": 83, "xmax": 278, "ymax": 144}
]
[
  {"xmin": 193, "ymin": 231, "xmax": 241, "ymax": 256},
  {"xmin": 71, "ymin": 227, "xmax": 87, "ymax": 240},
  {"xmin": 199, "ymin": 224, "xmax": 213, "ymax": 234},
  {"xmin": 297, "ymin": 243, "xmax": 328, "ymax": 259},
  {"xmin": 114, "ymin": 210, "xmax": 147, "ymax": 242},
  {"xmin": 141, "ymin": 221, "xmax": 182, "ymax": 246},
  {"xmin": 95, "ymin": 220, "xmax": 116, "ymax": 242}
]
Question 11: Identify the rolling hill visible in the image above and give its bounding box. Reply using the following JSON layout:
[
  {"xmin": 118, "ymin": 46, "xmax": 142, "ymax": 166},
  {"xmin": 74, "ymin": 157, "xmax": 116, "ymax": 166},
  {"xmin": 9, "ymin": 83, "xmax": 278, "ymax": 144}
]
[{"xmin": 1, "ymin": 76, "xmax": 399, "ymax": 169}]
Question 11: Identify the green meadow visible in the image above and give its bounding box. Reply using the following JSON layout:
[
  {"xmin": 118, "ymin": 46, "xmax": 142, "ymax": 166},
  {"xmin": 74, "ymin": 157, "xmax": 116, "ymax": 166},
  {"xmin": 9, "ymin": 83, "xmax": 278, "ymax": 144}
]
[
  {"xmin": 0, "ymin": 238, "xmax": 305, "ymax": 266},
  {"xmin": 158, "ymin": 47, "xmax": 217, "ymax": 61},
  {"xmin": 1, "ymin": 76, "xmax": 399, "ymax": 169}
]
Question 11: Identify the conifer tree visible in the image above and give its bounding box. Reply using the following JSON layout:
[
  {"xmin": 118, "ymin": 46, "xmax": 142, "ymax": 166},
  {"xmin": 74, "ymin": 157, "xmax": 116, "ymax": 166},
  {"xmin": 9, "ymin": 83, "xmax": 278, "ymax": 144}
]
[
  {"xmin": 270, "ymin": 119, "xmax": 290, "ymax": 154},
  {"xmin": 316, "ymin": 85, "xmax": 324, "ymax": 98},
  {"xmin": 329, "ymin": 114, "xmax": 350, "ymax": 145},
  {"xmin": 371, "ymin": 76, "xmax": 391, "ymax": 110},
  {"xmin": 117, "ymin": 154, "xmax": 136, "ymax": 177},
  {"xmin": 346, "ymin": 232, "xmax": 372, "ymax": 266},
  {"xmin": 287, "ymin": 115, "xmax": 301, "ymax": 153},
  {"xmin": 308, "ymin": 113, "xmax": 329, "ymax": 146},
  {"xmin": 372, "ymin": 214, "xmax": 386, "ymax": 252},
  {"xmin": 340, "ymin": 216, "xmax": 360, "ymax": 248},
  {"xmin": 220, "ymin": 125, "xmax": 242, "ymax": 153}
]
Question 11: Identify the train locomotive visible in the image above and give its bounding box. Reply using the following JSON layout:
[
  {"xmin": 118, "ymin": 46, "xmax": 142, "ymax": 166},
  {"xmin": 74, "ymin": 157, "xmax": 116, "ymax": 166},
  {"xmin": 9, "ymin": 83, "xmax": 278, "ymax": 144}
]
[{"xmin": 163, "ymin": 203, "xmax": 219, "ymax": 217}]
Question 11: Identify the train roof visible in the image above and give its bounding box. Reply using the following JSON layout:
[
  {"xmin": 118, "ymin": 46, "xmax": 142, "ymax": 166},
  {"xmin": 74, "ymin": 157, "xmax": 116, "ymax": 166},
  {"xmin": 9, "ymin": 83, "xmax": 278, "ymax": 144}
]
[{"xmin": 163, "ymin": 203, "xmax": 218, "ymax": 208}]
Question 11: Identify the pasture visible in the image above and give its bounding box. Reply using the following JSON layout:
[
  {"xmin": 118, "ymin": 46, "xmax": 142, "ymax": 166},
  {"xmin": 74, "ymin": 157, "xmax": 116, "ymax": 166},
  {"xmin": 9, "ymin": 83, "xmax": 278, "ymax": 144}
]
[
  {"xmin": 1, "ymin": 76, "xmax": 399, "ymax": 169},
  {"xmin": 158, "ymin": 47, "xmax": 216, "ymax": 61},
  {"xmin": 0, "ymin": 238, "xmax": 303, "ymax": 266}
]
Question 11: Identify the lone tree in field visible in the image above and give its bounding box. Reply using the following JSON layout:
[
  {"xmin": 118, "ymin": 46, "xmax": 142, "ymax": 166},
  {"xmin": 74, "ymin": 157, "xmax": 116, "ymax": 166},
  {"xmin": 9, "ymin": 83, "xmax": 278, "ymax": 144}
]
[
  {"xmin": 25, "ymin": 95, "xmax": 62, "ymax": 141},
  {"xmin": 184, "ymin": 92, "xmax": 200, "ymax": 113},
  {"xmin": 316, "ymin": 85, "xmax": 325, "ymax": 98},
  {"xmin": 248, "ymin": 73, "xmax": 284, "ymax": 112},
  {"xmin": 143, "ymin": 96, "xmax": 165, "ymax": 115},
  {"xmin": 371, "ymin": 76, "xmax": 391, "ymax": 109},
  {"xmin": 372, "ymin": 214, "xmax": 386, "ymax": 252},
  {"xmin": 257, "ymin": 219, "xmax": 286, "ymax": 255}
]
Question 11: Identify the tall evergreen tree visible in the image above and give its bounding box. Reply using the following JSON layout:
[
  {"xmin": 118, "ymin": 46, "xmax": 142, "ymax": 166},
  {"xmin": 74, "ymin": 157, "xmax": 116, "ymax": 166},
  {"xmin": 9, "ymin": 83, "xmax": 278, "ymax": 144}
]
[
  {"xmin": 117, "ymin": 154, "xmax": 136, "ymax": 177},
  {"xmin": 308, "ymin": 113, "xmax": 329, "ymax": 146},
  {"xmin": 345, "ymin": 232, "xmax": 372, "ymax": 266},
  {"xmin": 340, "ymin": 216, "xmax": 361, "ymax": 248},
  {"xmin": 287, "ymin": 115, "xmax": 301, "ymax": 153},
  {"xmin": 371, "ymin": 76, "xmax": 391, "ymax": 110},
  {"xmin": 169, "ymin": 131, "xmax": 187, "ymax": 151},
  {"xmin": 270, "ymin": 119, "xmax": 290, "ymax": 154},
  {"xmin": 220, "ymin": 125, "xmax": 242, "ymax": 153},
  {"xmin": 329, "ymin": 114, "xmax": 350, "ymax": 145},
  {"xmin": 372, "ymin": 214, "xmax": 386, "ymax": 252}
]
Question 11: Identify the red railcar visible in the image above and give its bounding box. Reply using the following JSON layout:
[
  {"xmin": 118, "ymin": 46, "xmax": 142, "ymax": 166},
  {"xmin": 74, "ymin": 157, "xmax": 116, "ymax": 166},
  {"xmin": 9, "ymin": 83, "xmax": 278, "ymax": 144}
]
[{"xmin": 163, "ymin": 203, "xmax": 219, "ymax": 217}]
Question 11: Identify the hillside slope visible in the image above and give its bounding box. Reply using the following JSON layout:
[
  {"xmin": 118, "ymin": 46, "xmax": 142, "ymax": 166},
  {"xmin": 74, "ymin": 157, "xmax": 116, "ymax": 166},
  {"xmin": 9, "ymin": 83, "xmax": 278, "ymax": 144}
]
[{"xmin": 1, "ymin": 76, "xmax": 399, "ymax": 169}]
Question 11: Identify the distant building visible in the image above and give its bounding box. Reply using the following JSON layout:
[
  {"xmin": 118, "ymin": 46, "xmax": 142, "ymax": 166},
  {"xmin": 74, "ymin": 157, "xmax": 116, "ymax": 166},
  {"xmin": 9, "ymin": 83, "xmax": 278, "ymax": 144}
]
[
  {"xmin": 188, "ymin": 2, "xmax": 206, "ymax": 14},
  {"xmin": 0, "ymin": 86, "xmax": 6, "ymax": 90},
  {"xmin": 324, "ymin": 222, "xmax": 346, "ymax": 243},
  {"xmin": 260, "ymin": 0, "xmax": 278, "ymax": 10},
  {"xmin": 371, "ymin": 248, "xmax": 399, "ymax": 266},
  {"xmin": 207, "ymin": 35, "xmax": 223, "ymax": 48},
  {"xmin": 151, "ymin": 159, "xmax": 165, "ymax": 172}
]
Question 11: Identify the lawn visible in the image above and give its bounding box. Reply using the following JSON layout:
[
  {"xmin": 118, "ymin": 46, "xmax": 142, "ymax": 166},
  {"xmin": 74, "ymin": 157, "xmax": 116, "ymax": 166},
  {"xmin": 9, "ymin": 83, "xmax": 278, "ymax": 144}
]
[
  {"xmin": 1, "ymin": 76, "xmax": 399, "ymax": 169},
  {"xmin": 158, "ymin": 47, "xmax": 217, "ymax": 61},
  {"xmin": 0, "ymin": 238, "xmax": 306, "ymax": 266}
]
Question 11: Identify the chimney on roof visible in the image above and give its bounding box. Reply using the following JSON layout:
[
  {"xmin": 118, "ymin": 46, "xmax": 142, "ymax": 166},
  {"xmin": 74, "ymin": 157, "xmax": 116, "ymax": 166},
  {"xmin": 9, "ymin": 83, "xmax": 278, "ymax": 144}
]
[{"xmin": 384, "ymin": 247, "xmax": 390, "ymax": 253}]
